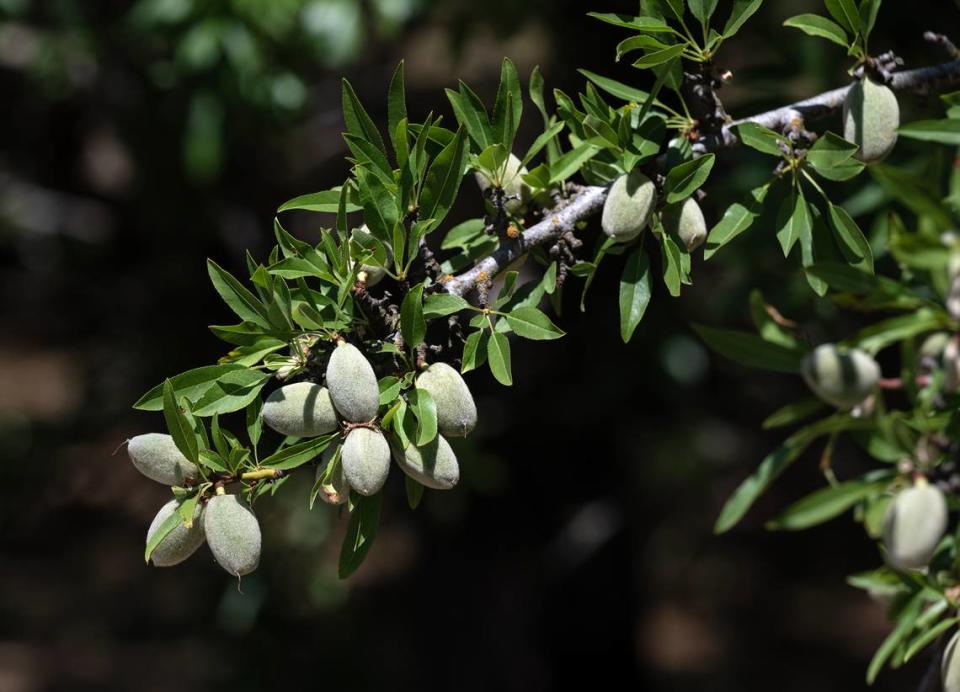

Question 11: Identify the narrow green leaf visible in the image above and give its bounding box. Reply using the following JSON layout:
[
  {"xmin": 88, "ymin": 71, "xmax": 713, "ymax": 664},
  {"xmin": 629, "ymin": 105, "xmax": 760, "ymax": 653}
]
[
  {"xmin": 578, "ymin": 69, "xmax": 653, "ymax": 105},
  {"xmin": 749, "ymin": 289, "xmax": 800, "ymax": 349},
  {"xmin": 246, "ymin": 396, "xmax": 263, "ymax": 448},
  {"xmin": 446, "ymin": 83, "xmax": 491, "ymax": 150},
  {"xmin": 406, "ymin": 476, "xmax": 425, "ymax": 510},
  {"xmin": 207, "ymin": 260, "xmax": 270, "ymax": 326},
  {"xmin": 659, "ymin": 231, "xmax": 683, "ymax": 297},
  {"xmin": 461, "ymin": 330, "xmax": 488, "ymax": 373},
  {"xmin": 767, "ymin": 479, "xmax": 886, "ymax": 530},
  {"xmin": 144, "ymin": 505, "xmax": 184, "ymax": 563},
  {"xmin": 487, "ymin": 331, "xmax": 513, "ymax": 385},
  {"xmin": 420, "ymin": 127, "xmax": 469, "ymax": 228},
  {"xmin": 783, "ymin": 13, "xmax": 850, "ymax": 47},
  {"xmin": 664, "ymin": 154, "xmax": 715, "ymax": 203},
  {"xmin": 387, "ymin": 61, "xmax": 407, "ymax": 159},
  {"xmin": 736, "ymin": 122, "xmax": 788, "ymax": 156},
  {"xmin": 897, "ymin": 119, "xmax": 960, "ymax": 145},
  {"xmin": 162, "ymin": 379, "xmax": 199, "ymax": 464},
  {"xmin": 401, "ymin": 283, "xmax": 426, "ymax": 348},
  {"xmin": 504, "ymin": 307, "xmax": 564, "ymax": 340},
  {"xmin": 866, "ymin": 591, "xmax": 924, "ymax": 684},
  {"xmin": 423, "ymin": 293, "xmax": 470, "ymax": 318},
  {"xmin": 619, "ymin": 246, "xmax": 652, "ymax": 343},
  {"xmin": 688, "ymin": 0, "xmax": 719, "ymax": 25},
  {"xmin": 277, "ymin": 186, "xmax": 362, "ymax": 213},
  {"xmin": 844, "ymin": 308, "xmax": 951, "ymax": 355},
  {"xmin": 824, "ymin": 0, "xmax": 860, "ymax": 35},
  {"xmin": 492, "ymin": 58, "xmax": 523, "ymax": 149},
  {"xmin": 407, "ymin": 388, "xmax": 438, "ymax": 446},
  {"xmin": 548, "ymin": 140, "xmax": 601, "ymax": 184},
  {"xmin": 715, "ymin": 440, "xmax": 811, "ymax": 533},
  {"xmin": 339, "ymin": 492, "xmax": 382, "ymax": 579},
  {"xmin": 631, "ymin": 43, "xmax": 687, "ymax": 69},
  {"xmin": 807, "ymin": 131, "xmax": 858, "ymax": 167},
  {"xmin": 191, "ymin": 370, "xmax": 272, "ymax": 416},
  {"xmin": 827, "ymin": 202, "xmax": 874, "ymax": 272},
  {"xmin": 776, "ymin": 186, "xmax": 811, "ymax": 257},
  {"xmin": 704, "ymin": 183, "xmax": 769, "ymax": 259},
  {"xmin": 134, "ymin": 365, "xmax": 247, "ymax": 411},
  {"xmin": 762, "ymin": 398, "xmax": 827, "ymax": 429},
  {"xmin": 693, "ymin": 324, "xmax": 806, "ymax": 373},
  {"xmin": 342, "ymin": 79, "xmax": 387, "ymax": 157},
  {"xmin": 723, "ymin": 0, "xmax": 764, "ymax": 38},
  {"xmin": 262, "ymin": 436, "xmax": 333, "ymax": 470},
  {"xmin": 903, "ymin": 616, "xmax": 958, "ymax": 663},
  {"xmin": 586, "ymin": 12, "xmax": 674, "ymax": 32}
]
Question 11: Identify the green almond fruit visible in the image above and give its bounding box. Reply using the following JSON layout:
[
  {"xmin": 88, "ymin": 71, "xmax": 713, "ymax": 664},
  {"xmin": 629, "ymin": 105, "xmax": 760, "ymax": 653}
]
[
  {"xmin": 942, "ymin": 631, "xmax": 960, "ymax": 692},
  {"xmin": 601, "ymin": 169, "xmax": 656, "ymax": 243},
  {"xmin": 475, "ymin": 153, "xmax": 531, "ymax": 214},
  {"xmin": 314, "ymin": 445, "xmax": 349, "ymax": 505},
  {"xmin": 415, "ymin": 362, "xmax": 477, "ymax": 437},
  {"xmin": 801, "ymin": 344, "xmax": 880, "ymax": 410},
  {"xmin": 127, "ymin": 433, "xmax": 199, "ymax": 486},
  {"xmin": 661, "ymin": 197, "xmax": 707, "ymax": 252},
  {"xmin": 883, "ymin": 482, "xmax": 947, "ymax": 571},
  {"xmin": 146, "ymin": 499, "xmax": 206, "ymax": 567},
  {"xmin": 843, "ymin": 77, "xmax": 899, "ymax": 164},
  {"xmin": 204, "ymin": 494, "xmax": 262, "ymax": 577},
  {"xmin": 392, "ymin": 435, "xmax": 460, "ymax": 490},
  {"xmin": 262, "ymin": 382, "xmax": 338, "ymax": 438},
  {"xmin": 918, "ymin": 332, "xmax": 950, "ymax": 370},
  {"xmin": 342, "ymin": 427, "xmax": 390, "ymax": 496},
  {"xmin": 326, "ymin": 341, "xmax": 380, "ymax": 423}
]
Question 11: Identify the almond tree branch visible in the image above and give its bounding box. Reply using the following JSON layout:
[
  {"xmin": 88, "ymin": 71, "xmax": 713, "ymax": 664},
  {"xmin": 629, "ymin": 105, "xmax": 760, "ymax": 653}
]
[
  {"xmin": 442, "ymin": 57, "xmax": 960, "ymax": 298},
  {"xmin": 697, "ymin": 58, "xmax": 960, "ymax": 152},
  {"xmin": 443, "ymin": 185, "xmax": 608, "ymax": 297}
]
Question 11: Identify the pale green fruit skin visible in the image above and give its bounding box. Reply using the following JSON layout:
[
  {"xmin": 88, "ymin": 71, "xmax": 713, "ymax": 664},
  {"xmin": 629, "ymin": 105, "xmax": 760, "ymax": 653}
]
[
  {"xmin": 204, "ymin": 494, "xmax": 262, "ymax": 577},
  {"xmin": 325, "ymin": 342, "xmax": 380, "ymax": 423},
  {"xmin": 661, "ymin": 197, "xmax": 707, "ymax": 252},
  {"xmin": 393, "ymin": 435, "xmax": 460, "ymax": 490},
  {"xmin": 415, "ymin": 362, "xmax": 477, "ymax": 437},
  {"xmin": 128, "ymin": 433, "xmax": 199, "ymax": 486},
  {"xmin": 883, "ymin": 483, "xmax": 947, "ymax": 570},
  {"xmin": 342, "ymin": 427, "xmax": 390, "ymax": 496},
  {"xmin": 843, "ymin": 78, "xmax": 899, "ymax": 163},
  {"xmin": 801, "ymin": 344, "xmax": 880, "ymax": 409},
  {"xmin": 147, "ymin": 499, "xmax": 206, "ymax": 567},
  {"xmin": 942, "ymin": 631, "xmax": 960, "ymax": 692},
  {"xmin": 919, "ymin": 332, "xmax": 950, "ymax": 364},
  {"xmin": 262, "ymin": 382, "xmax": 338, "ymax": 438},
  {"xmin": 314, "ymin": 444, "xmax": 348, "ymax": 505},
  {"xmin": 601, "ymin": 170, "xmax": 656, "ymax": 242},
  {"xmin": 474, "ymin": 153, "xmax": 530, "ymax": 213},
  {"xmin": 353, "ymin": 225, "xmax": 390, "ymax": 287}
]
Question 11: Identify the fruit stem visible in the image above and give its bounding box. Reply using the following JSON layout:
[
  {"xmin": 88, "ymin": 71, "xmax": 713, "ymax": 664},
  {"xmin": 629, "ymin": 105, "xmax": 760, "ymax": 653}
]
[{"xmin": 241, "ymin": 468, "xmax": 280, "ymax": 481}]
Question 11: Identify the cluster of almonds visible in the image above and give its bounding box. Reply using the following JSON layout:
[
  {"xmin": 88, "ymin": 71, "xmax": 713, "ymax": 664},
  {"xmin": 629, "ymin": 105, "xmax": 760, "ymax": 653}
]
[
  {"xmin": 263, "ymin": 341, "xmax": 477, "ymax": 501},
  {"xmin": 600, "ymin": 168, "xmax": 707, "ymax": 251},
  {"xmin": 127, "ymin": 434, "xmax": 260, "ymax": 576},
  {"xmin": 127, "ymin": 340, "xmax": 478, "ymax": 577},
  {"xmin": 800, "ymin": 344, "xmax": 946, "ymax": 566},
  {"xmin": 800, "ymin": 341, "xmax": 960, "ymax": 689}
]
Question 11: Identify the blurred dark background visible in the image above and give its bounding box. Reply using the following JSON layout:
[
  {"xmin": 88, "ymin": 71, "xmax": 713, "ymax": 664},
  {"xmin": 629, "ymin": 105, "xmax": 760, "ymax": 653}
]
[{"xmin": 1, "ymin": 1, "xmax": 957, "ymax": 690}]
